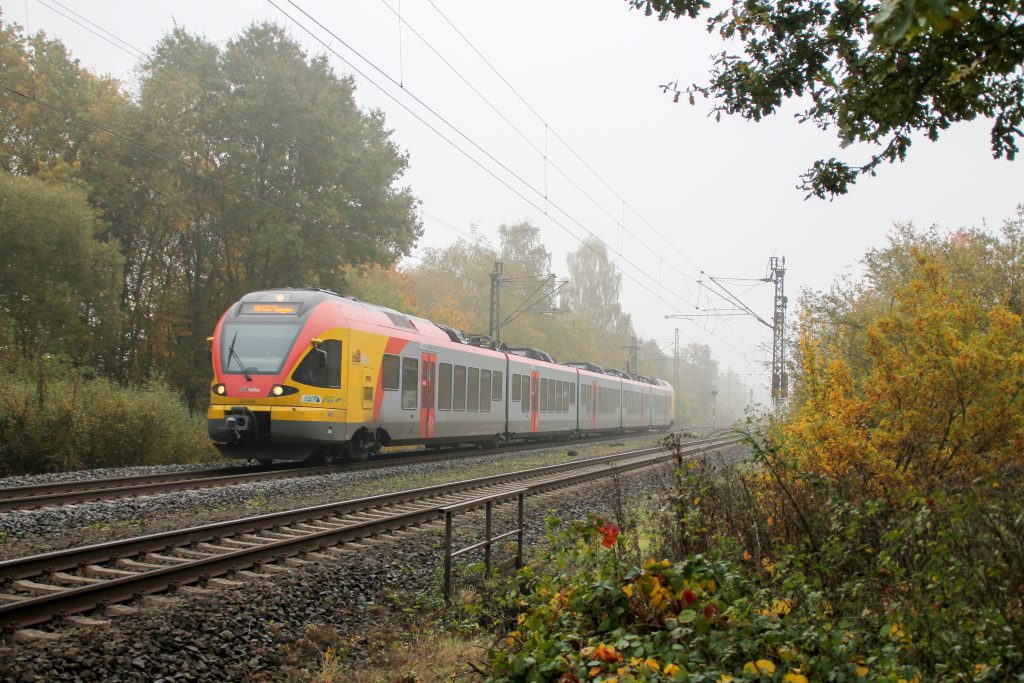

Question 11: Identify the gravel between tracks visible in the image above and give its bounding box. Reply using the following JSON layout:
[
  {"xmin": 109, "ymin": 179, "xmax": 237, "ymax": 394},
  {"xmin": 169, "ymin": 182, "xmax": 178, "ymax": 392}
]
[
  {"xmin": 0, "ymin": 444, "xmax": 748, "ymax": 682},
  {"xmin": 0, "ymin": 436, "xmax": 662, "ymax": 559}
]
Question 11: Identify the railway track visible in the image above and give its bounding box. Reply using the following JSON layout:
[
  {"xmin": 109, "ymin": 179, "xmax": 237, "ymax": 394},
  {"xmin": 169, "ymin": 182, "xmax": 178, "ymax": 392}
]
[
  {"xmin": 0, "ymin": 431, "xmax": 684, "ymax": 512},
  {"xmin": 0, "ymin": 434, "xmax": 738, "ymax": 632}
]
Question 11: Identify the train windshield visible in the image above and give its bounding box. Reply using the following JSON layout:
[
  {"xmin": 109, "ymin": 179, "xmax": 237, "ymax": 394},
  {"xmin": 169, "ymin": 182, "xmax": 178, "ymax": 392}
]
[{"xmin": 220, "ymin": 323, "xmax": 303, "ymax": 375}]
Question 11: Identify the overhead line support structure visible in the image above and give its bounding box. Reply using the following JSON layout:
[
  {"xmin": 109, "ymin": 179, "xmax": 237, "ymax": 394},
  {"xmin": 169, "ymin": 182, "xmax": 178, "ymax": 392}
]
[
  {"xmin": 768, "ymin": 256, "xmax": 787, "ymax": 404},
  {"xmin": 489, "ymin": 260, "xmax": 567, "ymax": 343},
  {"xmin": 665, "ymin": 255, "xmax": 789, "ymax": 408}
]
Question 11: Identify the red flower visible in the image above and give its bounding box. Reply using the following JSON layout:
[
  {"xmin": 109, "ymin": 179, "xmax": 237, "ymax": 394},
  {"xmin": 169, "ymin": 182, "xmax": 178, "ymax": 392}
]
[
  {"xmin": 681, "ymin": 588, "xmax": 696, "ymax": 606},
  {"xmin": 598, "ymin": 522, "xmax": 621, "ymax": 548},
  {"xmin": 703, "ymin": 603, "xmax": 719, "ymax": 619}
]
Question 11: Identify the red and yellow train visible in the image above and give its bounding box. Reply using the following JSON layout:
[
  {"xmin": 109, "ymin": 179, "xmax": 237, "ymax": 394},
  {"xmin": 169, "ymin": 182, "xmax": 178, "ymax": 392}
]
[{"xmin": 207, "ymin": 288, "xmax": 675, "ymax": 461}]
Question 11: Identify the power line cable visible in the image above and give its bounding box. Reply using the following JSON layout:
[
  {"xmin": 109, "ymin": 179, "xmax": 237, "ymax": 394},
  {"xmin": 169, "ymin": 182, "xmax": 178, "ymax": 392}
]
[
  {"xmin": 424, "ymin": 0, "xmax": 772, "ymax": 339},
  {"xmin": 276, "ymin": 0, "xmax": 711, "ymax": 317},
  {"xmin": 272, "ymin": 1, "xmax": 759, "ymax": 359},
  {"xmin": 379, "ymin": 0, "xmax": 701, "ymax": 302}
]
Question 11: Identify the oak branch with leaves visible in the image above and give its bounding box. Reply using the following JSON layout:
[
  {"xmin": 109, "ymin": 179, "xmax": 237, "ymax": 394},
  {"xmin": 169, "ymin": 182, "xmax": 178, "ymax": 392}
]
[{"xmin": 629, "ymin": 0, "xmax": 1024, "ymax": 198}]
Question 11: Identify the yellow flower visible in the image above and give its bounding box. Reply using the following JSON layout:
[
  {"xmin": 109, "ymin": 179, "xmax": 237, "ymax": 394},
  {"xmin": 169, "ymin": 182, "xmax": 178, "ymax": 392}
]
[
  {"xmin": 589, "ymin": 666, "xmax": 603, "ymax": 677},
  {"xmin": 719, "ymin": 676, "xmax": 734, "ymax": 683},
  {"xmin": 630, "ymin": 657, "xmax": 642, "ymax": 667},
  {"xmin": 783, "ymin": 672, "xmax": 808, "ymax": 683},
  {"xmin": 743, "ymin": 659, "xmax": 776, "ymax": 675},
  {"xmin": 644, "ymin": 658, "xmax": 661, "ymax": 672},
  {"xmin": 761, "ymin": 557, "xmax": 776, "ymax": 575},
  {"xmin": 855, "ymin": 666, "xmax": 869, "ymax": 677},
  {"xmin": 664, "ymin": 662, "xmax": 681, "ymax": 676},
  {"xmin": 743, "ymin": 550, "xmax": 752, "ymax": 561},
  {"xmin": 974, "ymin": 663, "xmax": 988, "ymax": 674},
  {"xmin": 622, "ymin": 584, "xmax": 634, "ymax": 598}
]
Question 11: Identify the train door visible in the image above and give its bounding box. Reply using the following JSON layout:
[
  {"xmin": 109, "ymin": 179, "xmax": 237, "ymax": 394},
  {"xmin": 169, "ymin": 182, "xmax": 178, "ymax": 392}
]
[
  {"xmin": 530, "ymin": 371, "xmax": 539, "ymax": 432},
  {"xmin": 419, "ymin": 352, "xmax": 436, "ymax": 438}
]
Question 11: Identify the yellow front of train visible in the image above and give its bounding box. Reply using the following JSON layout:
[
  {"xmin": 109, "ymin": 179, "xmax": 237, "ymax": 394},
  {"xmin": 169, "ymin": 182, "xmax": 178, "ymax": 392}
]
[{"xmin": 207, "ymin": 289, "xmax": 360, "ymax": 462}]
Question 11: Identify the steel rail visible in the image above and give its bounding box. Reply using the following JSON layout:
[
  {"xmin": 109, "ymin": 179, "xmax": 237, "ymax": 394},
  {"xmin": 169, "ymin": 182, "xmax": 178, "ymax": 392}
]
[
  {"xmin": 0, "ymin": 435, "xmax": 739, "ymax": 630},
  {"xmin": 0, "ymin": 431, "xmax": 682, "ymax": 512}
]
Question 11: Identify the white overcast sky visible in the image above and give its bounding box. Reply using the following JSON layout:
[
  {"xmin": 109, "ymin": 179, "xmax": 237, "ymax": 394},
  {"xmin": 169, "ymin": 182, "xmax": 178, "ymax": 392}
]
[{"xmin": 6, "ymin": 0, "xmax": 1024, "ymax": 391}]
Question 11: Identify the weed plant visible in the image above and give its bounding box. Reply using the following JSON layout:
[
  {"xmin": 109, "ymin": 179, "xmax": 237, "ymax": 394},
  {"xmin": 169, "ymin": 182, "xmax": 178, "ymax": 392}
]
[
  {"xmin": 485, "ymin": 432, "xmax": 1024, "ymax": 682},
  {"xmin": 0, "ymin": 370, "xmax": 215, "ymax": 475}
]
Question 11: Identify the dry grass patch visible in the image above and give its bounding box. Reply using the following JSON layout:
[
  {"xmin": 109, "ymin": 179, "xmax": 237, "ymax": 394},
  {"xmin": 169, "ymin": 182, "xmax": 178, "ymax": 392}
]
[{"xmin": 310, "ymin": 629, "xmax": 488, "ymax": 683}]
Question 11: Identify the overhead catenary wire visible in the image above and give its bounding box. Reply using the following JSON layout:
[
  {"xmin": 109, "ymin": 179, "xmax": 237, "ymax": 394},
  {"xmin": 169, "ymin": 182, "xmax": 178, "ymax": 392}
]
[
  {"xmin": 423, "ymin": 0, "xmax": 772, "ymax": 342},
  {"xmin": 270, "ymin": 0, "xmax": 757, "ymax": 361},
  {"xmin": 275, "ymin": 0, "xmax": 709, "ymax": 317},
  {"xmin": 393, "ymin": 0, "xmax": 702, "ymax": 302}
]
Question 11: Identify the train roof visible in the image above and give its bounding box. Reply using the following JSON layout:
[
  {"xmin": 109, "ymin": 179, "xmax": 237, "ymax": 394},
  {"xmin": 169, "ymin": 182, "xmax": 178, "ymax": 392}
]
[{"xmin": 229, "ymin": 289, "xmax": 674, "ymax": 388}]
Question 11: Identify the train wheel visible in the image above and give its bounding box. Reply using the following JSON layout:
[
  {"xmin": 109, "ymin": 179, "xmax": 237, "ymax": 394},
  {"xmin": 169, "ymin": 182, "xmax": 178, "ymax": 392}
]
[{"xmin": 303, "ymin": 448, "xmax": 328, "ymax": 466}]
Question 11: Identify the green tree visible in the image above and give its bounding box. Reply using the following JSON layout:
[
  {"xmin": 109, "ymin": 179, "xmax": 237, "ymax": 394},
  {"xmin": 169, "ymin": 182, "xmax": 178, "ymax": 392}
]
[
  {"xmin": 679, "ymin": 342, "xmax": 718, "ymax": 425},
  {"xmin": 0, "ymin": 174, "xmax": 121, "ymax": 371},
  {"xmin": 564, "ymin": 238, "xmax": 634, "ymax": 369},
  {"xmin": 630, "ymin": 0, "xmax": 1024, "ymax": 197},
  {"xmin": 0, "ymin": 13, "xmax": 127, "ymax": 180},
  {"xmin": 794, "ymin": 212, "xmax": 1024, "ymax": 404}
]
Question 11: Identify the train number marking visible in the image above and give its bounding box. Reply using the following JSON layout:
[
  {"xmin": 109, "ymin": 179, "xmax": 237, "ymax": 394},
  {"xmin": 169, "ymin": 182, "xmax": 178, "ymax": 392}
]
[{"xmin": 302, "ymin": 395, "xmax": 323, "ymax": 404}]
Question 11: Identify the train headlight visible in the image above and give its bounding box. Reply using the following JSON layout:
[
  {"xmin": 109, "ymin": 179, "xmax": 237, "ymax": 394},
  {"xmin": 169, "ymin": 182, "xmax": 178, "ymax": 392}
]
[
  {"xmin": 213, "ymin": 384, "xmax": 226, "ymax": 395},
  {"xmin": 270, "ymin": 384, "xmax": 298, "ymax": 396}
]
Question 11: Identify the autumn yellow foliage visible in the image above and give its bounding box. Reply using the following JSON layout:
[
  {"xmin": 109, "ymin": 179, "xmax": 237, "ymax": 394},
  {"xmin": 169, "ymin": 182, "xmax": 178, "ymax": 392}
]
[{"xmin": 781, "ymin": 252, "xmax": 1024, "ymax": 494}]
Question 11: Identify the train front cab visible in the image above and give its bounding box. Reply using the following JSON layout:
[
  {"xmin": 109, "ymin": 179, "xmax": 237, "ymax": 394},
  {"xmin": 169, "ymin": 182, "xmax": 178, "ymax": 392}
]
[{"xmin": 208, "ymin": 291, "xmax": 354, "ymax": 461}]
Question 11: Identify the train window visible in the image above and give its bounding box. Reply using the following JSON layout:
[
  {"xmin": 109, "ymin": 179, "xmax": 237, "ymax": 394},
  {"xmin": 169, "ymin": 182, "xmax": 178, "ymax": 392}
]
[
  {"xmin": 382, "ymin": 354, "xmax": 400, "ymax": 390},
  {"xmin": 438, "ymin": 363, "xmax": 453, "ymax": 410},
  {"xmin": 453, "ymin": 365, "xmax": 467, "ymax": 410},
  {"xmin": 480, "ymin": 370, "xmax": 491, "ymax": 411},
  {"xmin": 511, "ymin": 373, "xmax": 521, "ymax": 402},
  {"xmin": 561, "ymin": 382, "xmax": 569, "ymax": 412},
  {"xmin": 522, "ymin": 376, "xmax": 530, "ymax": 412},
  {"xmin": 550, "ymin": 381, "xmax": 557, "ymax": 413},
  {"xmin": 570, "ymin": 383, "xmax": 576, "ymax": 405},
  {"xmin": 492, "ymin": 371, "xmax": 502, "ymax": 401},
  {"xmin": 291, "ymin": 340, "xmax": 341, "ymax": 389},
  {"xmin": 468, "ymin": 368, "xmax": 480, "ymax": 411},
  {"xmin": 401, "ymin": 357, "xmax": 418, "ymax": 410},
  {"xmin": 556, "ymin": 381, "xmax": 563, "ymax": 412},
  {"xmin": 540, "ymin": 379, "xmax": 548, "ymax": 413}
]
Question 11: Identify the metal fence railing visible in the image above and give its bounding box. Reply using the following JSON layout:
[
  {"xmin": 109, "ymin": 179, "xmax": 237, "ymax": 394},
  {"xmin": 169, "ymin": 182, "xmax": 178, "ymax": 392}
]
[{"xmin": 441, "ymin": 489, "xmax": 525, "ymax": 603}]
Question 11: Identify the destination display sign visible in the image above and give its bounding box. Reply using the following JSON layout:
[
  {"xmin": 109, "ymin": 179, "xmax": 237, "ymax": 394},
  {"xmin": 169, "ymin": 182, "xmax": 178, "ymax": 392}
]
[{"xmin": 240, "ymin": 302, "xmax": 301, "ymax": 315}]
